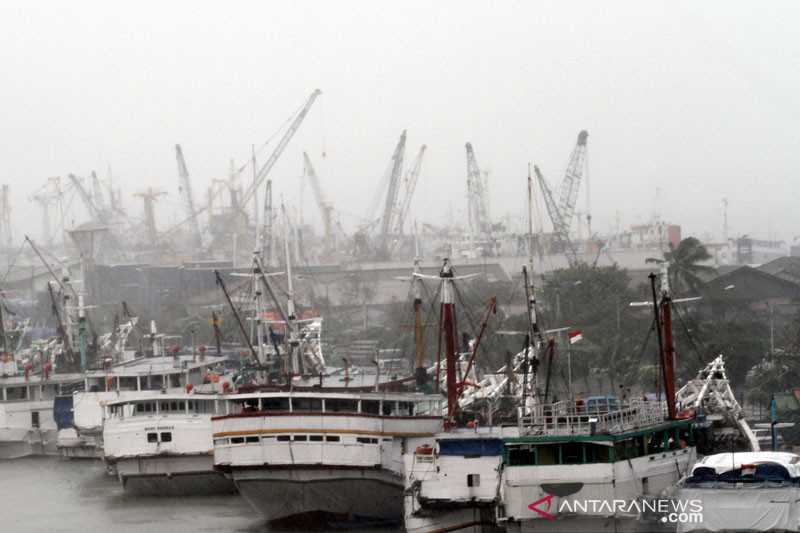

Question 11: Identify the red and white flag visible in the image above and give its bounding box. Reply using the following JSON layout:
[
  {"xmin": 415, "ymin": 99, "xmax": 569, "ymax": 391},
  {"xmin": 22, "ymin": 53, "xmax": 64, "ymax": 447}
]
[{"xmin": 568, "ymin": 330, "xmax": 583, "ymax": 344}]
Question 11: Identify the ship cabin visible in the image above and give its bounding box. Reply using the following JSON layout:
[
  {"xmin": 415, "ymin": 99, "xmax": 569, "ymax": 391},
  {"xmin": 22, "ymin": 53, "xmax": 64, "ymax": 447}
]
[
  {"xmin": 212, "ymin": 392, "xmax": 444, "ymax": 469},
  {"xmin": 0, "ymin": 374, "xmax": 84, "ymax": 403},
  {"xmin": 506, "ymin": 397, "xmax": 695, "ymax": 467},
  {"xmin": 84, "ymin": 355, "xmax": 228, "ymax": 393},
  {"xmin": 106, "ymin": 394, "xmax": 225, "ymax": 421}
]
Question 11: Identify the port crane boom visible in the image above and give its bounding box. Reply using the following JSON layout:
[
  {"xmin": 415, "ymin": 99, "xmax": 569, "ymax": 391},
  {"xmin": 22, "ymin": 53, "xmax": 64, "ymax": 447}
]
[
  {"xmin": 175, "ymin": 144, "xmax": 203, "ymax": 250},
  {"xmin": 240, "ymin": 89, "xmax": 322, "ymax": 209},
  {"xmin": 393, "ymin": 144, "xmax": 426, "ymax": 236},
  {"xmin": 302, "ymin": 152, "xmax": 334, "ymax": 242}
]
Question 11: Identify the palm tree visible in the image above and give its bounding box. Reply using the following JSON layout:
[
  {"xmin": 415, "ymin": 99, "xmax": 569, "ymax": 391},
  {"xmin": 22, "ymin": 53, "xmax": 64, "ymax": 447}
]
[{"xmin": 646, "ymin": 237, "xmax": 716, "ymax": 294}]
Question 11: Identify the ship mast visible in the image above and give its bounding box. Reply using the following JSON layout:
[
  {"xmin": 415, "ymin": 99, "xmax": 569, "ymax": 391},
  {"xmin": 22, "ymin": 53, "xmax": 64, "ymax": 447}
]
[
  {"xmin": 439, "ymin": 259, "xmax": 459, "ymax": 426},
  {"xmin": 649, "ymin": 265, "xmax": 677, "ymax": 419}
]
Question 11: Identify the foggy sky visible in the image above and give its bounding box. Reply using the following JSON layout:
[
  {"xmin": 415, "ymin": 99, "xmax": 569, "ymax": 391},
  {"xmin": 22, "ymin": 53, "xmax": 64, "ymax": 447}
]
[{"xmin": 2, "ymin": 1, "xmax": 799, "ymax": 246}]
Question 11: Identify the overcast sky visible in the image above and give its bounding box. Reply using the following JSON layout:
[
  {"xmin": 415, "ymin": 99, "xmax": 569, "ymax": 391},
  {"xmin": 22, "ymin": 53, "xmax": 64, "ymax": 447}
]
[{"xmin": 2, "ymin": 1, "xmax": 799, "ymax": 246}]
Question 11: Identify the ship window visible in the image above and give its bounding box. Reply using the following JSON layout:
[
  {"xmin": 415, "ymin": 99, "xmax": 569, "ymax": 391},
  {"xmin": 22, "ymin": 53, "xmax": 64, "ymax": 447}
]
[
  {"xmin": 144, "ymin": 402, "xmax": 154, "ymax": 413},
  {"xmin": 262, "ymin": 397, "xmax": 289, "ymax": 411},
  {"xmin": 6, "ymin": 386, "xmax": 27, "ymax": 400},
  {"xmin": 118, "ymin": 376, "xmax": 137, "ymax": 391},
  {"xmin": 170, "ymin": 374, "xmax": 181, "ymax": 388},
  {"xmin": 361, "ymin": 400, "xmax": 380, "ymax": 415},
  {"xmin": 294, "ymin": 435, "xmax": 308, "ymax": 442},
  {"xmin": 507, "ymin": 445, "xmax": 537, "ymax": 466},
  {"xmin": 292, "ymin": 398, "xmax": 322, "ymax": 411},
  {"xmin": 356, "ymin": 437, "xmax": 378, "ymax": 444},
  {"xmin": 245, "ymin": 436, "xmax": 260, "ymax": 443},
  {"xmin": 147, "ymin": 433, "xmax": 158, "ymax": 443},
  {"xmin": 467, "ymin": 474, "xmax": 480, "ymax": 487},
  {"xmin": 178, "ymin": 401, "xmax": 185, "ymax": 412},
  {"xmin": 398, "ymin": 402, "xmax": 415, "ymax": 416},
  {"xmin": 561, "ymin": 443, "xmax": 583, "ymax": 464},
  {"xmin": 136, "ymin": 403, "xmax": 145, "ymax": 413},
  {"xmin": 325, "ymin": 399, "xmax": 358, "ymax": 412},
  {"xmin": 31, "ymin": 411, "xmax": 40, "ymax": 428},
  {"xmin": 214, "ymin": 438, "xmax": 227, "ymax": 446},
  {"xmin": 309, "ymin": 435, "xmax": 323, "ymax": 442},
  {"xmin": 160, "ymin": 432, "xmax": 172, "ymax": 442},
  {"xmin": 277, "ymin": 435, "xmax": 290, "ymax": 442},
  {"xmin": 230, "ymin": 437, "xmax": 244, "ymax": 444},
  {"xmin": 381, "ymin": 402, "xmax": 394, "ymax": 416},
  {"xmin": 325, "ymin": 435, "xmax": 340, "ymax": 442},
  {"xmin": 148, "ymin": 375, "xmax": 163, "ymax": 390}
]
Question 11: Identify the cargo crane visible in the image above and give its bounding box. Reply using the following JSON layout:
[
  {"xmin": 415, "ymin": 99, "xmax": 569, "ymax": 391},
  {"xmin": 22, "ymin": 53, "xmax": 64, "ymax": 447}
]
[
  {"xmin": 465, "ymin": 142, "xmax": 491, "ymax": 238},
  {"xmin": 393, "ymin": 144, "xmax": 426, "ymax": 236},
  {"xmin": 134, "ymin": 188, "xmax": 167, "ymax": 245},
  {"xmin": 302, "ymin": 152, "xmax": 334, "ymax": 245},
  {"xmin": 534, "ymin": 130, "xmax": 589, "ymax": 267},
  {"xmin": 240, "ymin": 89, "xmax": 322, "ymax": 211},
  {"xmin": 376, "ymin": 130, "xmax": 407, "ymax": 258},
  {"xmin": 175, "ymin": 144, "xmax": 203, "ymax": 251},
  {"xmin": 69, "ymin": 174, "xmax": 107, "ymax": 224},
  {"xmin": 91, "ymin": 171, "xmax": 107, "ymax": 214}
]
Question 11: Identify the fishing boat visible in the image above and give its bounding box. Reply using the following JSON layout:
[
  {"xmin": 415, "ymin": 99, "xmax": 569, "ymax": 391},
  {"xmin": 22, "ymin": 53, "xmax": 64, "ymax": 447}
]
[
  {"xmin": 403, "ymin": 254, "xmax": 706, "ymax": 533},
  {"xmin": 213, "ymin": 389, "xmax": 442, "ymax": 523},
  {"xmin": 0, "ymin": 295, "xmax": 85, "ymax": 458},
  {"xmin": 59, "ymin": 348, "xmax": 233, "ymax": 459},
  {"xmin": 0, "ymin": 368, "xmax": 84, "ymax": 458},
  {"xmin": 102, "ymin": 393, "xmax": 235, "ymax": 495}
]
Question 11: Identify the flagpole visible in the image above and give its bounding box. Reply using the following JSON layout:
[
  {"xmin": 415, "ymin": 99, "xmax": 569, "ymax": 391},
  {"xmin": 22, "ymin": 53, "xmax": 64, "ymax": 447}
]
[{"xmin": 567, "ymin": 331, "xmax": 573, "ymax": 401}]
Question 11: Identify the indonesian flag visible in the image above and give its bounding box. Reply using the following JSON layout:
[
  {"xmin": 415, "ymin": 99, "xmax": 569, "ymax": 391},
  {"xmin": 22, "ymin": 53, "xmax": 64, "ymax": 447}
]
[{"xmin": 568, "ymin": 330, "xmax": 583, "ymax": 344}]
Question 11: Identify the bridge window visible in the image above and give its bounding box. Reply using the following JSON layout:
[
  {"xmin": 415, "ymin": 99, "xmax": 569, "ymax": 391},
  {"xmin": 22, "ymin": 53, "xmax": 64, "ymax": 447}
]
[
  {"xmin": 398, "ymin": 402, "xmax": 415, "ymax": 416},
  {"xmin": 245, "ymin": 436, "xmax": 259, "ymax": 443},
  {"xmin": 262, "ymin": 397, "xmax": 289, "ymax": 412},
  {"xmin": 160, "ymin": 432, "xmax": 172, "ymax": 442},
  {"xmin": 325, "ymin": 399, "xmax": 357, "ymax": 413},
  {"xmin": 214, "ymin": 438, "xmax": 228, "ymax": 446},
  {"xmin": 294, "ymin": 435, "xmax": 308, "ymax": 442},
  {"xmin": 309, "ymin": 435, "xmax": 323, "ymax": 442},
  {"xmin": 292, "ymin": 398, "xmax": 322, "ymax": 412},
  {"xmin": 230, "ymin": 437, "xmax": 245, "ymax": 444},
  {"xmin": 277, "ymin": 435, "xmax": 290, "ymax": 442},
  {"xmin": 147, "ymin": 433, "xmax": 158, "ymax": 443},
  {"xmin": 6, "ymin": 386, "xmax": 27, "ymax": 400},
  {"xmin": 361, "ymin": 400, "xmax": 380, "ymax": 415},
  {"xmin": 325, "ymin": 435, "xmax": 340, "ymax": 442}
]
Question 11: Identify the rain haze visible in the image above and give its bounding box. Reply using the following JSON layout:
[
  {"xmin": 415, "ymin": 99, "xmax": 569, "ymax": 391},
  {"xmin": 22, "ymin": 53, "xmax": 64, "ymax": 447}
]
[
  {"xmin": 2, "ymin": 1, "xmax": 799, "ymax": 241},
  {"xmin": 4, "ymin": 3, "xmax": 800, "ymax": 533}
]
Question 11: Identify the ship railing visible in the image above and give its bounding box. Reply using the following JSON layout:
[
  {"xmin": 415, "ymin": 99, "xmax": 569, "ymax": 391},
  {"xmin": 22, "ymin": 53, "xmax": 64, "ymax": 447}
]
[{"xmin": 520, "ymin": 399, "xmax": 667, "ymax": 436}]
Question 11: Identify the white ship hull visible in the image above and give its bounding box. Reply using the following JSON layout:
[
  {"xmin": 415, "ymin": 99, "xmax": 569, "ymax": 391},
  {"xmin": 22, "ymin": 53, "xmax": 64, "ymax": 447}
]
[
  {"xmin": 232, "ymin": 466, "xmax": 402, "ymax": 523},
  {"xmin": 113, "ymin": 454, "xmax": 235, "ymax": 496},
  {"xmin": 0, "ymin": 398, "xmax": 62, "ymax": 458},
  {"xmin": 0, "ymin": 427, "xmax": 58, "ymax": 458},
  {"xmin": 404, "ymin": 502, "xmax": 500, "ymax": 533},
  {"xmin": 57, "ymin": 428, "xmax": 103, "ymax": 459}
]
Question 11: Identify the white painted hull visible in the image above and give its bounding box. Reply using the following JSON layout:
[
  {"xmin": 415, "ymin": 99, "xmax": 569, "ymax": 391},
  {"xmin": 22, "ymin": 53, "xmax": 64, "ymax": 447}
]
[
  {"xmin": 504, "ymin": 516, "xmax": 642, "ymax": 532},
  {"xmin": 231, "ymin": 467, "xmax": 403, "ymax": 523},
  {"xmin": 0, "ymin": 427, "xmax": 58, "ymax": 458},
  {"xmin": 500, "ymin": 448, "xmax": 696, "ymax": 532},
  {"xmin": 57, "ymin": 428, "xmax": 103, "ymax": 459},
  {"xmin": 404, "ymin": 502, "xmax": 500, "ymax": 533},
  {"xmin": 113, "ymin": 454, "xmax": 235, "ymax": 496}
]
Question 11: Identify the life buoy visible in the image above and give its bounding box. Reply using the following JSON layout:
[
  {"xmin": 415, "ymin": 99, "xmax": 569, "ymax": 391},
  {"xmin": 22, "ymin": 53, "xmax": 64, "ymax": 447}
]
[{"xmin": 415, "ymin": 444, "xmax": 434, "ymax": 455}]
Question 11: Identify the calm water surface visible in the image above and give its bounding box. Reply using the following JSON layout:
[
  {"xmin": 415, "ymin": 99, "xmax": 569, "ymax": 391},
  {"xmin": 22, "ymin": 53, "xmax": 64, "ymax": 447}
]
[{"xmin": 0, "ymin": 457, "xmax": 399, "ymax": 533}]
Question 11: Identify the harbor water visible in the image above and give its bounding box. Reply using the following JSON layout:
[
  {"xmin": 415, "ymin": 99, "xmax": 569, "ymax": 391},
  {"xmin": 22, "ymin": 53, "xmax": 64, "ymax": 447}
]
[{"xmin": 0, "ymin": 457, "xmax": 401, "ymax": 533}]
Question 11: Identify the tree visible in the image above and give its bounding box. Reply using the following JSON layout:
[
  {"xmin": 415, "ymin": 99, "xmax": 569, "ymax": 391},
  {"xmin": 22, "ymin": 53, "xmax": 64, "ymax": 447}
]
[{"xmin": 646, "ymin": 237, "xmax": 716, "ymax": 295}]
